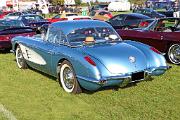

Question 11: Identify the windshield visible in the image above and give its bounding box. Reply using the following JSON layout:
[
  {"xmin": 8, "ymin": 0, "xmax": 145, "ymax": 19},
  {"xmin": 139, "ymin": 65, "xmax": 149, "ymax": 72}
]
[
  {"xmin": 67, "ymin": 27, "xmax": 122, "ymax": 46},
  {"xmin": 23, "ymin": 15, "xmax": 44, "ymax": 21}
]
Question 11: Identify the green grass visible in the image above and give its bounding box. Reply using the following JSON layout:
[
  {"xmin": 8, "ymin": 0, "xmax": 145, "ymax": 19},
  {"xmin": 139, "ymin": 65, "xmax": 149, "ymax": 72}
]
[
  {"xmin": 112, "ymin": 11, "xmax": 132, "ymax": 16},
  {"xmin": 0, "ymin": 53, "xmax": 180, "ymax": 120}
]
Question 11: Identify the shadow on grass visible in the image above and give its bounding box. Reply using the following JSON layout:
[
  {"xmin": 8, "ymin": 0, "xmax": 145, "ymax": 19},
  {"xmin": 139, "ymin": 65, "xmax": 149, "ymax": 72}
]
[
  {"xmin": 12, "ymin": 59, "xmax": 58, "ymax": 82},
  {"xmin": 83, "ymin": 78, "xmax": 154, "ymax": 94},
  {"xmin": 0, "ymin": 49, "xmax": 11, "ymax": 54},
  {"xmin": 29, "ymin": 67, "xmax": 57, "ymax": 81},
  {"xmin": 12, "ymin": 58, "xmax": 155, "ymax": 94}
]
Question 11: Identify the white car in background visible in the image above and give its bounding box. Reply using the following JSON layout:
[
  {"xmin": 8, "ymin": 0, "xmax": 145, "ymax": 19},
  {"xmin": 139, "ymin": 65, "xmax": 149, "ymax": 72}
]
[
  {"xmin": 108, "ymin": 1, "xmax": 131, "ymax": 12},
  {"xmin": 66, "ymin": 15, "xmax": 91, "ymax": 20}
]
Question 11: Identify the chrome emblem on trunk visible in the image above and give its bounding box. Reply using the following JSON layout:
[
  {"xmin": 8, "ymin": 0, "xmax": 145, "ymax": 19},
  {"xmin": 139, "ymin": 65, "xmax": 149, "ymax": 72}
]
[{"xmin": 129, "ymin": 56, "xmax": 136, "ymax": 63}]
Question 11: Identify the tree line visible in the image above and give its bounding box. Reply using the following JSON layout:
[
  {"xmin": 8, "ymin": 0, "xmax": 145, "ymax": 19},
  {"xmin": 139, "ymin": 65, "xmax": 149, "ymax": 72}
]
[{"xmin": 49, "ymin": 0, "xmax": 147, "ymax": 5}]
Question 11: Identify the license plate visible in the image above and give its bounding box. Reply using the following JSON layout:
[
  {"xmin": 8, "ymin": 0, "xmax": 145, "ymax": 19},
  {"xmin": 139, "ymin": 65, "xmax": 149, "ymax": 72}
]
[{"xmin": 132, "ymin": 71, "xmax": 144, "ymax": 81}]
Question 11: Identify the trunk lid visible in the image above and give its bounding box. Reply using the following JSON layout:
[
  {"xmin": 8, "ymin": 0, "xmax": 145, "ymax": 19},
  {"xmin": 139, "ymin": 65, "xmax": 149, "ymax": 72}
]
[{"xmin": 82, "ymin": 42, "xmax": 147, "ymax": 74}]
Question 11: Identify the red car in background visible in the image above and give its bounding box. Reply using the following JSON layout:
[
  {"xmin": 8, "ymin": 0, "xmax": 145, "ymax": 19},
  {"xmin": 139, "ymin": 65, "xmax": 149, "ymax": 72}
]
[
  {"xmin": 0, "ymin": 20, "xmax": 35, "ymax": 51},
  {"xmin": 117, "ymin": 18, "xmax": 180, "ymax": 65},
  {"xmin": 0, "ymin": 11, "xmax": 13, "ymax": 19}
]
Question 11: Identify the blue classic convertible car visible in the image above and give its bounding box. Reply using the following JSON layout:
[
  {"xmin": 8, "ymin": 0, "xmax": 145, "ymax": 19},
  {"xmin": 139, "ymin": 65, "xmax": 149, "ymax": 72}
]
[{"xmin": 12, "ymin": 20, "xmax": 170, "ymax": 94}]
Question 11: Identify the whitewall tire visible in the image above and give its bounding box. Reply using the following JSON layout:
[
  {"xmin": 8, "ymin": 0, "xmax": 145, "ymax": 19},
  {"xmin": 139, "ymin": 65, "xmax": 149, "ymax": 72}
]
[
  {"xmin": 59, "ymin": 60, "xmax": 82, "ymax": 94},
  {"xmin": 168, "ymin": 44, "xmax": 180, "ymax": 65},
  {"xmin": 15, "ymin": 45, "xmax": 28, "ymax": 69}
]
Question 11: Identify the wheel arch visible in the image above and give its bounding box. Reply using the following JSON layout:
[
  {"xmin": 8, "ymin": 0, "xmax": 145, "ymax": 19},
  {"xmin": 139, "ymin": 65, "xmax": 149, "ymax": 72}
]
[
  {"xmin": 56, "ymin": 58, "xmax": 70, "ymax": 80},
  {"xmin": 14, "ymin": 43, "xmax": 20, "ymax": 54}
]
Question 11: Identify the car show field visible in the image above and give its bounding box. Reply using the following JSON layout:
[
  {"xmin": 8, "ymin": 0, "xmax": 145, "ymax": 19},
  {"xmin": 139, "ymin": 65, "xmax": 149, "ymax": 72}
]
[
  {"xmin": 0, "ymin": 0, "xmax": 180, "ymax": 119},
  {"xmin": 0, "ymin": 53, "xmax": 179, "ymax": 120}
]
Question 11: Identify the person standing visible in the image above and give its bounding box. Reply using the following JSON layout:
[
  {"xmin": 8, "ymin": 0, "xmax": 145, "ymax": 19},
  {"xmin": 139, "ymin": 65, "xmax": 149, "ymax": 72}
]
[{"xmin": 41, "ymin": 5, "xmax": 49, "ymax": 18}]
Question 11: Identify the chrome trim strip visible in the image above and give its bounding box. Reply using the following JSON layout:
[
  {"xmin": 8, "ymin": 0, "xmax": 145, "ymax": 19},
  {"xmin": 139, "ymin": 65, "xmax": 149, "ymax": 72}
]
[
  {"xmin": 76, "ymin": 76, "xmax": 100, "ymax": 83},
  {"xmin": 77, "ymin": 66, "xmax": 169, "ymax": 85}
]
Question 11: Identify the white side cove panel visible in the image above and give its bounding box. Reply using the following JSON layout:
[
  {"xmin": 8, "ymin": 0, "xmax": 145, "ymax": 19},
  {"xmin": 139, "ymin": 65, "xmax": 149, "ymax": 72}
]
[{"xmin": 19, "ymin": 44, "xmax": 47, "ymax": 65}]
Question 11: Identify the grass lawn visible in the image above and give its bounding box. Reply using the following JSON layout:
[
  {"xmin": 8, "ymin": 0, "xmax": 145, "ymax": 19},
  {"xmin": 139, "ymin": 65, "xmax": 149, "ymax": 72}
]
[{"xmin": 0, "ymin": 53, "xmax": 180, "ymax": 120}]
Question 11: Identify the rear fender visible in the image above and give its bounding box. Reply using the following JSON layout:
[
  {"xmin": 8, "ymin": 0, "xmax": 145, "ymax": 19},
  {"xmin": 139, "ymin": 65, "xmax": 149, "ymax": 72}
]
[{"xmin": 124, "ymin": 40, "xmax": 167, "ymax": 68}]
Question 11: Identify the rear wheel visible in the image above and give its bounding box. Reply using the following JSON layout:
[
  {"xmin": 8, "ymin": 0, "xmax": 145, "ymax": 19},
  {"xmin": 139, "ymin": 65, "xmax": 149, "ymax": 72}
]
[
  {"xmin": 59, "ymin": 60, "xmax": 82, "ymax": 94},
  {"xmin": 168, "ymin": 44, "xmax": 180, "ymax": 65},
  {"xmin": 15, "ymin": 45, "xmax": 28, "ymax": 69}
]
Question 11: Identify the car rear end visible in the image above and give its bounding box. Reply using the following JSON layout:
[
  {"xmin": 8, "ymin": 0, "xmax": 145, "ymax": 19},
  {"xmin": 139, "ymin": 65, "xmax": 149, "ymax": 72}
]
[{"xmin": 0, "ymin": 27, "xmax": 35, "ymax": 50}]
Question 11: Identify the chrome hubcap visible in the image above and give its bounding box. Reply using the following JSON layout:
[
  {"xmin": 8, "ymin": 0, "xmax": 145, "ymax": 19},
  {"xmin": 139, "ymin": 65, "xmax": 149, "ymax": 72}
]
[
  {"xmin": 169, "ymin": 44, "xmax": 180, "ymax": 64},
  {"xmin": 63, "ymin": 67, "xmax": 74, "ymax": 89}
]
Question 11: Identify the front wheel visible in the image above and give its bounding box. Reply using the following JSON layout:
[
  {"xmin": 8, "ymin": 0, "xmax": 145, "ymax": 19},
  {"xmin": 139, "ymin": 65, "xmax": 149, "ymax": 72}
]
[
  {"xmin": 59, "ymin": 60, "xmax": 82, "ymax": 94},
  {"xmin": 167, "ymin": 44, "xmax": 180, "ymax": 65},
  {"xmin": 15, "ymin": 45, "xmax": 28, "ymax": 69}
]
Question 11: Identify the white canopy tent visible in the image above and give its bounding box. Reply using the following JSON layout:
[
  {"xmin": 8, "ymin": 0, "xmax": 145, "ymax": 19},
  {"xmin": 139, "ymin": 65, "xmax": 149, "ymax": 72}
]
[{"xmin": 64, "ymin": 0, "xmax": 75, "ymax": 5}]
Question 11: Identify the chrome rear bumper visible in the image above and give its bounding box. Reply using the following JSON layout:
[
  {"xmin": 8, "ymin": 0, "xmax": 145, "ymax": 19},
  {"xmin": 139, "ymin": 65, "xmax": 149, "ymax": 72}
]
[{"xmin": 78, "ymin": 66, "xmax": 171, "ymax": 88}]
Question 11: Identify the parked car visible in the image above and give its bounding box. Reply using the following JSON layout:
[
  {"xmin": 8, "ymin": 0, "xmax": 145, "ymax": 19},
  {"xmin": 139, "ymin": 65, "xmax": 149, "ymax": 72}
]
[
  {"xmin": 4, "ymin": 12, "xmax": 29, "ymax": 20},
  {"xmin": 158, "ymin": 8, "xmax": 174, "ymax": 17},
  {"xmin": 18, "ymin": 14, "xmax": 50, "ymax": 33},
  {"xmin": 117, "ymin": 18, "xmax": 180, "ymax": 64},
  {"xmin": 12, "ymin": 20, "xmax": 169, "ymax": 93},
  {"xmin": 133, "ymin": 8, "xmax": 166, "ymax": 18},
  {"xmin": 89, "ymin": 10, "xmax": 113, "ymax": 21},
  {"xmin": 0, "ymin": 11, "xmax": 13, "ymax": 19},
  {"xmin": 47, "ymin": 13, "xmax": 91, "ymax": 23},
  {"xmin": 107, "ymin": 13, "xmax": 150, "ymax": 29},
  {"xmin": 0, "ymin": 19, "xmax": 35, "ymax": 51}
]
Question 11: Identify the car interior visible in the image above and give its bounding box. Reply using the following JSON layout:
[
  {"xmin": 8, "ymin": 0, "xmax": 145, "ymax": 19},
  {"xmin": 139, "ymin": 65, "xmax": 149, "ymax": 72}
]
[{"xmin": 155, "ymin": 19, "xmax": 180, "ymax": 32}]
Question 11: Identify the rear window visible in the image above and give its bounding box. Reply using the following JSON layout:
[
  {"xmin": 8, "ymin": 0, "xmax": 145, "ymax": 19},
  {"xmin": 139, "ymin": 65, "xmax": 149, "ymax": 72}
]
[
  {"xmin": 99, "ymin": 5, "xmax": 108, "ymax": 8},
  {"xmin": 131, "ymin": 14, "xmax": 150, "ymax": 19},
  {"xmin": 126, "ymin": 16, "xmax": 139, "ymax": 20},
  {"xmin": 23, "ymin": 15, "xmax": 43, "ymax": 21},
  {"xmin": 99, "ymin": 11, "xmax": 110, "ymax": 15}
]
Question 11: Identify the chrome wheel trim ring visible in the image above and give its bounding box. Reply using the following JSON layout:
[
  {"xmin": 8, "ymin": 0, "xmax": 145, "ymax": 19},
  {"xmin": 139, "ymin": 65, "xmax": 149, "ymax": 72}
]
[
  {"xmin": 16, "ymin": 47, "xmax": 24, "ymax": 68},
  {"xmin": 60, "ymin": 64, "xmax": 75, "ymax": 93},
  {"xmin": 168, "ymin": 44, "xmax": 180, "ymax": 64}
]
